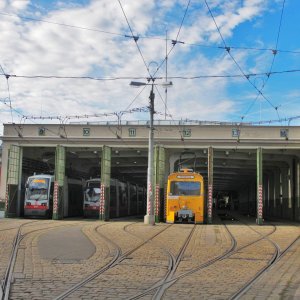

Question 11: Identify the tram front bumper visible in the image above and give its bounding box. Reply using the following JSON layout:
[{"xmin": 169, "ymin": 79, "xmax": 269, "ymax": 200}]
[{"xmin": 176, "ymin": 209, "xmax": 194, "ymax": 222}]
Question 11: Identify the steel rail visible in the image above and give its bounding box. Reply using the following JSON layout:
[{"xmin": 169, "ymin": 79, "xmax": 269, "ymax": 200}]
[
  {"xmin": 54, "ymin": 222, "xmax": 173, "ymax": 300},
  {"xmin": 0, "ymin": 220, "xmax": 40, "ymax": 232},
  {"xmin": 124, "ymin": 224, "xmax": 195, "ymax": 300},
  {"xmin": 153, "ymin": 225, "xmax": 196, "ymax": 300},
  {"xmin": 128, "ymin": 222, "xmax": 237, "ymax": 300},
  {"xmin": 0, "ymin": 220, "xmax": 86, "ymax": 300},
  {"xmin": 128, "ymin": 216, "xmax": 282, "ymax": 299},
  {"xmin": 230, "ymin": 221, "xmax": 300, "ymax": 300}
]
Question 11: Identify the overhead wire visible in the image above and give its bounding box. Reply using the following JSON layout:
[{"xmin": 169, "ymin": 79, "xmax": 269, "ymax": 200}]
[
  {"xmin": 0, "ymin": 2, "xmax": 298, "ymax": 136},
  {"xmin": 117, "ymin": 0, "xmax": 152, "ymax": 80},
  {"xmin": 174, "ymin": 0, "xmax": 191, "ymax": 43},
  {"xmin": 116, "ymin": 0, "xmax": 192, "ymax": 145},
  {"xmin": 1, "ymin": 69, "xmax": 300, "ymax": 81},
  {"xmin": 0, "ymin": 98, "xmax": 61, "ymax": 140},
  {"xmin": 124, "ymin": 85, "xmax": 147, "ymax": 111},
  {"xmin": 1, "ymin": 11, "xmax": 299, "ymax": 55},
  {"xmin": 151, "ymin": 0, "xmax": 192, "ymax": 146},
  {"xmin": 21, "ymin": 106, "xmax": 150, "ymax": 121},
  {"xmin": 0, "ymin": 11, "xmax": 126, "ymax": 38},
  {"xmin": 241, "ymin": 0, "xmax": 286, "ymax": 122},
  {"xmin": 204, "ymin": 0, "xmax": 279, "ymax": 112},
  {"xmin": 1, "ymin": 74, "xmax": 163, "ymax": 81},
  {"xmin": 0, "ymin": 63, "xmax": 13, "ymax": 122},
  {"xmin": 151, "ymin": 0, "xmax": 192, "ymax": 80},
  {"xmin": 203, "ymin": 0, "xmax": 285, "ymax": 142},
  {"xmin": 3, "ymin": 95, "xmax": 300, "ymax": 139},
  {"xmin": 153, "ymin": 85, "xmax": 186, "ymax": 145}
]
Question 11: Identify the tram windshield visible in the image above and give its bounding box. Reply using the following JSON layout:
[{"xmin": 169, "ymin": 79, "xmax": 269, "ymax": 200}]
[
  {"xmin": 85, "ymin": 182, "xmax": 101, "ymax": 202},
  {"xmin": 27, "ymin": 178, "xmax": 49, "ymax": 200},
  {"xmin": 170, "ymin": 181, "xmax": 200, "ymax": 196}
]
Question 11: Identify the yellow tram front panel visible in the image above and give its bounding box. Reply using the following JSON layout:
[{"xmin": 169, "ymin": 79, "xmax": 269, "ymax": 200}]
[{"xmin": 166, "ymin": 169, "xmax": 204, "ymax": 224}]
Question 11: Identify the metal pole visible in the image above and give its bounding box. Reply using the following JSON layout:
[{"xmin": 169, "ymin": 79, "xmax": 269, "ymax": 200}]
[
  {"xmin": 144, "ymin": 84, "xmax": 155, "ymax": 225},
  {"xmin": 257, "ymin": 147, "xmax": 263, "ymax": 225},
  {"xmin": 165, "ymin": 29, "xmax": 168, "ymax": 120},
  {"xmin": 207, "ymin": 146, "xmax": 213, "ymax": 224}
]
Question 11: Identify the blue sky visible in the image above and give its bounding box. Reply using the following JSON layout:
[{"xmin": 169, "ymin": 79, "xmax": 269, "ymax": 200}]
[{"xmin": 0, "ymin": 0, "xmax": 300, "ymax": 136}]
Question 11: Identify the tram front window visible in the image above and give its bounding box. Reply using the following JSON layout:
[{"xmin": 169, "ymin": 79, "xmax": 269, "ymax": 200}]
[
  {"xmin": 170, "ymin": 181, "xmax": 200, "ymax": 196},
  {"xmin": 85, "ymin": 187, "xmax": 101, "ymax": 202},
  {"xmin": 27, "ymin": 178, "xmax": 49, "ymax": 200}
]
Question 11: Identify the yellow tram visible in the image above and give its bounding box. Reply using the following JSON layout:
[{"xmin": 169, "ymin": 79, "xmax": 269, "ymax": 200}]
[{"xmin": 166, "ymin": 168, "xmax": 204, "ymax": 224}]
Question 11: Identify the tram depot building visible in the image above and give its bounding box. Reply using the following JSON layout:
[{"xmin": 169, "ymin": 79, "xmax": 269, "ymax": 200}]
[{"xmin": 0, "ymin": 122, "xmax": 300, "ymax": 223}]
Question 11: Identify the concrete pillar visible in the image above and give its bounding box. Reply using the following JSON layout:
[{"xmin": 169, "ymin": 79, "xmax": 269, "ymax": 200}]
[
  {"xmin": 17, "ymin": 147, "xmax": 23, "ymax": 217},
  {"xmin": 256, "ymin": 147, "xmax": 263, "ymax": 225},
  {"xmin": 207, "ymin": 147, "xmax": 213, "ymax": 224},
  {"xmin": 0, "ymin": 143, "xmax": 9, "ymax": 203},
  {"xmin": 154, "ymin": 146, "xmax": 166, "ymax": 223},
  {"xmin": 53, "ymin": 145, "xmax": 65, "ymax": 220},
  {"xmin": 100, "ymin": 145, "xmax": 111, "ymax": 221},
  {"xmin": 4, "ymin": 144, "xmax": 22, "ymax": 218}
]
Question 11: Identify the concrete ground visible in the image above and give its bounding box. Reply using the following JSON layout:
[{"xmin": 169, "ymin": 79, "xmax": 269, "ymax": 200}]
[{"xmin": 0, "ymin": 215, "xmax": 299, "ymax": 300}]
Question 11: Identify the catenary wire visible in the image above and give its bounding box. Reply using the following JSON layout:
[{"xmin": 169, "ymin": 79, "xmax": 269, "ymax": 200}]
[
  {"xmin": 153, "ymin": 85, "xmax": 186, "ymax": 145},
  {"xmin": 0, "ymin": 2, "xmax": 297, "ymax": 134},
  {"xmin": 0, "ymin": 98, "xmax": 63, "ymax": 139},
  {"xmin": 1, "ymin": 69, "xmax": 300, "ymax": 81},
  {"xmin": 117, "ymin": 0, "xmax": 152, "ymax": 80},
  {"xmin": 124, "ymin": 85, "xmax": 147, "ymax": 111},
  {"xmin": 1, "ymin": 11, "xmax": 299, "ymax": 55},
  {"xmin": 151, "ymin": 0, "xmax": 192, "ymax": 80},
  {"xmin": 0, "ymin": 11, "xmax": 126, "ymax": 38},
  {"xmin": 204, "ymin": 0, "xmax": 280, "ymax": 118},
  {"xmin": 241, "ymin": 0, "xmax": 286, "ymax": 122},
  {"xmin": 117, "ymin": 0, "xmax": 191, "ymax": 144},
  {"xmin": 0, "ymin": 63, "xmax": 13, "ymax": 122},
  {"xmin": 3, "ymin": 97, "xmax": 300, "ymax": 134}
]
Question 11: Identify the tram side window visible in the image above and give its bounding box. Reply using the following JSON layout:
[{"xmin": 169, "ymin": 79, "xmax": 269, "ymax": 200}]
[{"xmin": 170, "ymin": 181, "xmax": 200, "ymax": 196}]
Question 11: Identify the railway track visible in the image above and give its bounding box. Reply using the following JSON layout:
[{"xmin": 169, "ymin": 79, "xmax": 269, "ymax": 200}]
[
  {"xmin": 0, "ymin": 220, "xmax": 86, "ymax": 300},
  {"xmin": 152, "ymin": 225, "xmax": 196, "ymax": 299},
  {"xmin": 230, "ymin": 220, "xmax": 300, "ymax": 299},
  {"xmin": 1, "ymin": 217, "xmax": 298, "ymax": 299},
  {"xmin": 0, "ymin": 226, "xmax": 21, "ymax": 300},
  {"xmin": 128, "ymin": 218, "xmax": 282, "ymax": 299},
  {"xmin": 128, "ymin": 222, "xmax": 237, "ymax": 300},
  {"xmin": 0, "ymin": 220, "xmax": 48, "ymax": 300},
  {"xmin": 160, "ymin": 216, "xmax": 299, "ymax": 299},
  {"xmin": 0, "ymin": 220, "xmax": 40, "ymax": 232},
  {"xmin": 122, "ymin": 224, "xmax": 198, "ymax": 300},
  {"xmin": 54, "ymin": 222, "xmax": 173, "ymax": 300}
]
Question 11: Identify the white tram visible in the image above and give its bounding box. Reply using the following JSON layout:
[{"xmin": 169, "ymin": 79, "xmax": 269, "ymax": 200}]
[
  {"xmin": 24, "ymin": 174, "xmax": 84, "ymax": 218},
  {"xmin": 24, "ymin": 174, "xmax": 54, "ymax": 217}
]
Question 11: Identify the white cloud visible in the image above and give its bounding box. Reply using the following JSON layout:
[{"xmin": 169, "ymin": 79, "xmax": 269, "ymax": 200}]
[{"xmin": 0, "ymin": 0, "xmax": 296, "ymax": 138}]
